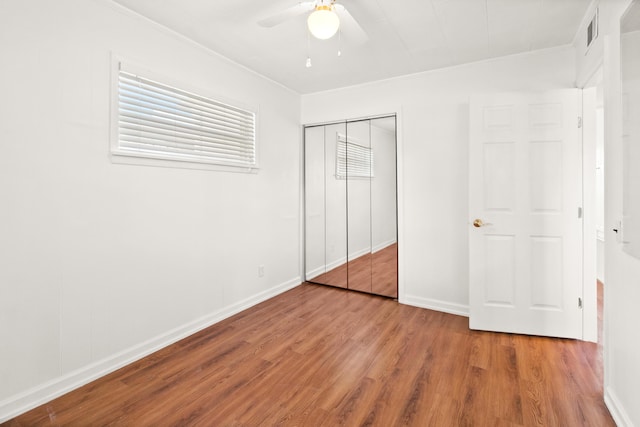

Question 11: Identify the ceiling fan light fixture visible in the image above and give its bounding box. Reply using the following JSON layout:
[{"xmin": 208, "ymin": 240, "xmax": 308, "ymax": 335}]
[{"xmin": 307, "ymin": 5, "xmax": 340, "ymax": 40}]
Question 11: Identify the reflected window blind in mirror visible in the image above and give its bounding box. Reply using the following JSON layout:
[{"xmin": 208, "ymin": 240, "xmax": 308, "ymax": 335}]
[{"xmin": 335, "ymin": 133, "xmax": 373, "ymax": 179}]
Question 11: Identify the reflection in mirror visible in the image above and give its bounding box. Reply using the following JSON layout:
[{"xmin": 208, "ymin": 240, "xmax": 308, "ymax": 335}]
[
  {"xmin": 304, "ymin": 126, "xmax": 326, "ymax": 282},
  {"xmin": 304, "ymin": 123, "xmax": 348, "ymax": 288},
  {"xmin": 304, "ymin": 115, "xmax": 397, "ymax": 298},
  {"xmin": 345, "ymin": 120, "xmax": 373, "ymax": 293},
  {"xmin": 621, "ymin": 1, "xmax": 640, "ymax": 259},
  {"xmin": 323, "ymin": 123, "xmax": 348, "ymax": 288},
  {"xmin": 370, "ymin": 117, "xmax": 398, "ymax": 297}
]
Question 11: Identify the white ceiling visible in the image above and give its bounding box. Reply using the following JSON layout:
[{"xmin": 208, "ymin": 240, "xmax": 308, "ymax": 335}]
[{"xmin": 112, "ymin": 0, "xmax": 591, "ymax": 94}]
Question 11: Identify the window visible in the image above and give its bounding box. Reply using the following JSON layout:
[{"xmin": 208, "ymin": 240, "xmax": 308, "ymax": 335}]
[
  {"xmin": 113, "ymin": 63, "xmax": 256, "ymax": 170},
  {"xmin": 335, "ymin": 133, "xmax": 373, "ymax": 179}
]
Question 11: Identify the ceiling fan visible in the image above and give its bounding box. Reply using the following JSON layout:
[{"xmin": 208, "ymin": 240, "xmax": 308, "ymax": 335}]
[{"xmin": 258, "ymin": 0, "xmax": 368, "ymax": 43}]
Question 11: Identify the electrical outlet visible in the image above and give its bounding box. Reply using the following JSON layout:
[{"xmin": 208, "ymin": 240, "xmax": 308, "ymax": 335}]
[{"xmin": 258, "ymin": 265, "xmax": 265, "ymax": 277}]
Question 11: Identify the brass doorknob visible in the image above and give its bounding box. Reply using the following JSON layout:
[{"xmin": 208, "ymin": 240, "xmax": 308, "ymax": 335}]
[{"xmin": 473, "ymin": 219, "xmax": 484, "ymax": 228}]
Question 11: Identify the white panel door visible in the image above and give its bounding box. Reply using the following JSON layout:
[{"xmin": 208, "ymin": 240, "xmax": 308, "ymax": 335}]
[{"xmin": 469, "ymin": 90, "xmax": 583, "ymax": 339}]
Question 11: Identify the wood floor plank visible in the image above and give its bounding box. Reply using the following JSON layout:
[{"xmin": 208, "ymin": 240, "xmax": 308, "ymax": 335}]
[
  {"xmin": 3, "ymin": 283, "xmax": 614, "ymax": 426},
  {"xmin": 310, "ymin": 244, "xmax": 398, "ymax": 298}
]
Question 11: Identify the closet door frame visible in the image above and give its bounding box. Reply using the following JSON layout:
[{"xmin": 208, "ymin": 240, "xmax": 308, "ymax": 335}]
[{"xmin": 303, "ymin": 113, "xmax": 399, "ymax": 299}]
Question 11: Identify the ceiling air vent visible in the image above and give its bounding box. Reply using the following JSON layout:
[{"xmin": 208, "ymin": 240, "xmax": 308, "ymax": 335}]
[{"xmin": 587, "ymin": 8, "xmax": 599, "ymax": 49}]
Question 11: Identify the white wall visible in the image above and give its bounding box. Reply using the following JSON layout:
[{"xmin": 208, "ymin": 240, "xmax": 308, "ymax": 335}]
[
  {"xmin": 597, "ymin": 106, "xmax": 606, "ymax": 282},
  {"xmin": 302, "ymin": 47, "xmax": 577, "ymax": 315},
  {"xmin": 0, "ymin": 0, "xmax": 301, "ymax": 421},
  {"xmin": 574, "ymin": 0, "xmax": 640, "ymax": 425},
  {"xmin": 621, "ymin": 30, "xmax": 640, "ymax": 258}
]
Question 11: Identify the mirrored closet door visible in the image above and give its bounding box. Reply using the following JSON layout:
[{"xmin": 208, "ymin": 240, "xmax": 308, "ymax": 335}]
[{"xmin": 304, "ymin": 115, "xmax": 398, "ymax": 298}]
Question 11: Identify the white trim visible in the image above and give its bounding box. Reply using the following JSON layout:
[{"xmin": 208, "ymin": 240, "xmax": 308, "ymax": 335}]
[
  {"xmin": 305, "ymin": 46, "xmax": 574, "ymax": 97},
  {"xmin": 582, "ymin": 86, "xmax": 599, "ymax": 343},
  {"xmin": 305, "ymin": 265, "xmax": 327, "ymax": 281},
  {"xmin": 306, "ymin": 256, "xmax": 348, "ymax": 280},
  {"xmin": 299, "ymin": 124, "xmax": 306, "ymax": 287},
  {"xmin": 348, "ymin": 246, "xmax": 373, "ymax": 262},
  {"xmin": 402, "ymin": 295, "xmax": 470, "ymax": 317},
  {"xmin": 306, "ymin": 242, "xmax": 396, "ymax": 282},
  {"xmin": 605, "ymin": 386, "xmax": 634, "ymax": 427},
  {"xmin": 372, "ymin": 239, "xmax": 397, "ymax": 254},
  {"xmin": 0, "ymin": 277, "xmax": 301, "ymax": 423},
  {"xmin": 110, "ymin": 153, "xmax": 260, "ymax": 173},
  {"xmin": 305, "ymin": 246, "xmax": 373, "ymax": 280},
  {"xmin": 103, "ymin": 0, "xmax": 299, "ymax": 96},
  {"xmin": 328, "ymin": 256, "xmax": 347, "ymax": 270},
  {"xmin": 395, "ymin": 109, "xmax": 405, "ymax": 304}
]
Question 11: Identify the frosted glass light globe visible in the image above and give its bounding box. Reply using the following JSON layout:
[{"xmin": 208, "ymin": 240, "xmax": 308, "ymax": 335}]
[{"xmin": 307, "ymin": 7, "xmax": 339, "ymax": 40}]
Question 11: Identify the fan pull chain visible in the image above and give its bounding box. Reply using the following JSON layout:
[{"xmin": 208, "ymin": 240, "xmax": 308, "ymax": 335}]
[
  {"xmin": 306, "ymin": 29, "xmax": 312, "ymax": 68},
  {"xmin": 337, "ymin": 27, "xmax": 342, "ymax": 57}
]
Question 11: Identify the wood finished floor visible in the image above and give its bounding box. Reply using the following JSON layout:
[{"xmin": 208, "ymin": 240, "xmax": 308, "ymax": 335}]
[
  {"xmin": 4, "ymin": 283, "xmax": 613, "ymax": 426},
  {"xmin": 310, "ymin": 243, "xmax": 398, "ymax": 298}
]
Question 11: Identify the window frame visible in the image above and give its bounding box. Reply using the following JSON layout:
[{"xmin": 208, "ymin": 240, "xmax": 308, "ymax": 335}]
[{"xmin": 110, "ymin": 56, "xmax": 259, "ymax": 173}]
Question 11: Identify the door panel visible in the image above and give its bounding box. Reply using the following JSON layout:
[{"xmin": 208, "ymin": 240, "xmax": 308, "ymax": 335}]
[
  {"xmin": 370, "ymin": 116, "xmax": 398, "ymax": 298},
  {"xmin": 304, "ymin": 126, "xmax": 326, "ymax": 282},
  {"xmin": 323, "ymin": 123, "xmax": 348, "ymax": 288},
  {"xmin": 346, "ymin": 120, "xmax": 372, "ymax": 293},
  {"xmin": 530, "ymin": 236, "xmax": 563, "ymax": 309},
  {"xmin": 530, "ymin": 141, "xmax": 562, "ymax": 211},
  {"xmin": 483, "ymin": 142, "xmax": 516, "ymax": 211},
  {"xmin": 484, "ymin": 235, "xmax": 516, "ymax": 306},
  {"xmin": 304, "ymin": 123, "xmax": 348, "ymax": 289},
  {"xmin": 469, "ymin": 90, "xmax": 583, "ymax": 339}
]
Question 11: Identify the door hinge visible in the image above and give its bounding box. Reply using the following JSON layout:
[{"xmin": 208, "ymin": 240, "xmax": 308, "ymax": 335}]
[
  {"xmin": 578, "ymin": 297, "xmax": 583, "ymax": 309},
  {"xmin": 578, "ymin": 207, "xmax": 583, "ymax": 218},
  {"xmin": 578, "ymin": 116, "xmax": 583, "ymax": 128}
]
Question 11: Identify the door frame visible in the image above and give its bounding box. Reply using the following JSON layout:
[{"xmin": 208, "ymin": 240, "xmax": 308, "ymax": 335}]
[{"xmin": 580, "ymin": 65, "xmax": 605, "ymax": 343}]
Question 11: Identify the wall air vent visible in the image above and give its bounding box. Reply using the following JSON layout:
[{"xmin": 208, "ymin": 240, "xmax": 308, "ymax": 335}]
[{"xmin": 587, "ymin": 8, "xmax": 599, "ymax": 49}]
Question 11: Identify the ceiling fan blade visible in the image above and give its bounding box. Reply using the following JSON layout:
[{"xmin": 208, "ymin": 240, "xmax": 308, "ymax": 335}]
[
  {"xmin": 257, "ymin": 2, "xmax": 315, "ymax": 28},
  {"xmin": 334, "ymin": 4, "xmax": 369, "ymax": 45}
]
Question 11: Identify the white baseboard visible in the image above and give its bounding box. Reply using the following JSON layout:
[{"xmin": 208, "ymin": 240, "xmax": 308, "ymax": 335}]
[
  {"xmin": 372, "ymin": 239, "xmax": 396, "ymax": 253},
  {"xmin": 305, "ymin": 265, "xmax": 326, "ymax": 281},
  {"xmin": 305, "ymin": 257, "xmax": 347, "ymax": 280},
  {"xmin": 306, "ymin": 241, "xmax": 397, "ymax": 281},
  {"xmin": 401, "ymin": 294, "xmax": 469, "ymax": 317},
  {"xmin": 326, "ymin": 256, "xmax": 346, "ymax": 271},
  {"xmin": 0, "ymin": 277, "xmax": 301, "ymax": 423},
  {"xmin": 305, "ymin": 246, "xmax": 374, "ymax": 280},
  {"xmin": 347, "ymin": 246, "xmax": 373, "ymax": 262},
  {"xmin": 605, "ymin": 386, "xmax": 634, "ymax": 427}
]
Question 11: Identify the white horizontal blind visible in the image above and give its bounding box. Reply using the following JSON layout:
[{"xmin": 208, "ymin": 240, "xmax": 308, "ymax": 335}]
[
  {"xmin": 335, "ymin": 133, "xmax": 373, "ymax": 179},
  {"xmin": 116, "ymin": 69, "xmax": 256, "ymax": 168}
]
